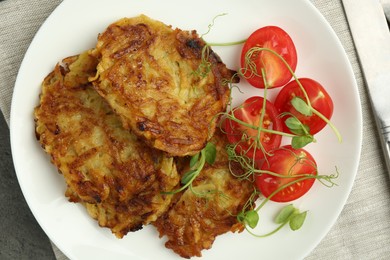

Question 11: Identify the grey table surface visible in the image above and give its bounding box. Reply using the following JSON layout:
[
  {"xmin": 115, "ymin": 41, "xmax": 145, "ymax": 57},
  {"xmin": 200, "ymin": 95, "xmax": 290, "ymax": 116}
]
[
  {"xmin": 0, "ymin": 112, "xmax": 55, "ymax": 260},
  {"xmin": 2, "ymin": 0, "xmax": 390, "ymax": 260}
]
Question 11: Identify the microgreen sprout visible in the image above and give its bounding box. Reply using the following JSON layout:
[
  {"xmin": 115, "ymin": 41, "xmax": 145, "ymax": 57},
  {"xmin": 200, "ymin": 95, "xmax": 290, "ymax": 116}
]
[
  {"xmin": 192, "ymin": 45, "xmax": 213, "ymax": 78},
  {"xmin": 244, "ymin": 204, "xmax": 307, "ymax": 237},
  {"xmin": 237, "ymin": 169, "xmax": 338, "ymax": 236},
  {"xmin": 162, "ymin": 142, "xmax": 216, "ymax": 195}
]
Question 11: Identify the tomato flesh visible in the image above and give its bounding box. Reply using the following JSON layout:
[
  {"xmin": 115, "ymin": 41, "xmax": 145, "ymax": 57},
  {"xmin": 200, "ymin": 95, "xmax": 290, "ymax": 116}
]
[
  {"xmin": 255, "ymin": 145, "xmax": 317, "ymax": 202},
  {"xmin": 274, "ymin": 78, "xmax": 333, "ymax": 135},
  {"xmin": 241, "ymin": 26, "xmax": 297, "ymax": 89},
  {"xmin": 224, "ymin": 96, "xmax": 283, "ymax": 160}
]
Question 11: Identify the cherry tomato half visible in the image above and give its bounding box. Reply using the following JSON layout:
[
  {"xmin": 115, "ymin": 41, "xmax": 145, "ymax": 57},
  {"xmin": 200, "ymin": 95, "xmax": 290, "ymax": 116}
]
[
  {"xmin": 274, "ymin": 78, "xmax": 334, "ymax": 135},
  {"xmin": 255, "ymin": 145, "xmax": 317, "ymax": 202},
  {"xmin": 224, "ymin": 96, "xmax": 283, "ymax": 160},
  {"xmin": 240, "ymin": 26, "xmax": 298, "ymax": 89}
]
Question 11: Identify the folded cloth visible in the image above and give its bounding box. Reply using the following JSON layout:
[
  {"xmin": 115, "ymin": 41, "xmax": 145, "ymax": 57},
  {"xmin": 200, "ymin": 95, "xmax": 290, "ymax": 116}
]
[{"xmin": 0, "ymin": 0, "xmax": 61, "ymax": 125}]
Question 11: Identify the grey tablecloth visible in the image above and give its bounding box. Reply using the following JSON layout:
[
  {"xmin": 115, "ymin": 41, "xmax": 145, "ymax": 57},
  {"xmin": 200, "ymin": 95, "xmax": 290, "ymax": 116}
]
[{"xmin": 1, "ymin": 0, "xmax": 390, "ymax": 259}]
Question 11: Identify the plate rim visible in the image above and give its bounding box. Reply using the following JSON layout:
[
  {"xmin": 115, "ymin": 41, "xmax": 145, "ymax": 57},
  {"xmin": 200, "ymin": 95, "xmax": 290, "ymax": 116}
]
[{"xmin": 9, "ymin": 0, "xmax": 363, "ymax": 259}]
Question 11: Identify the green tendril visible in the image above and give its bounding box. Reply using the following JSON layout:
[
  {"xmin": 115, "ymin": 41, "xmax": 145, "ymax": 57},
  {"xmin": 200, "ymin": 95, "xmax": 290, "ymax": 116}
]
[
  {"xmin": 200, "ymin": 13, "xmax": 228, "ymax": 39},
  {"xmin": 206, "ymin": 39, "xmax": 247, "ymax": 47}
]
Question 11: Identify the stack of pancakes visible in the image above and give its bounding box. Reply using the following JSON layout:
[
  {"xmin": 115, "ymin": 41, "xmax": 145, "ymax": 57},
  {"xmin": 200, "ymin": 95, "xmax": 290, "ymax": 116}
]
[{"xmin": 34, "ymin": 15, "xmax": 254, "ymax": 258}]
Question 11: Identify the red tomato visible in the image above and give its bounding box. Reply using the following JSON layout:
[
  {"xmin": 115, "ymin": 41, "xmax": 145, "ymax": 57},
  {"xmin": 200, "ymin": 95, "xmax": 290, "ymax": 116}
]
[
  {"xmin": 224, "ymin": 96, "xmax": 283, "ymax": 160},
  {"xmin": 274, "ymin": 78, "xmax": 333, "ymax": 135},
  {"xmin": 240, "ymin": 26, "xmax": 297, "ymax": 89},
  {"xmin": 255, "ymin": 145, "xmax": 317, "ymax": 202}
]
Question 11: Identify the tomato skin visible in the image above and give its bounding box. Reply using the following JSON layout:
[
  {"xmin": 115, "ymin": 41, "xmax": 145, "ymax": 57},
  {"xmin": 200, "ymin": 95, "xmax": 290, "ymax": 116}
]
[
  {"xmin": 241, "ymin": 26, "xmax": 297, "ymax": 89},
  {"xmin": 255, "ymin": 145, "xmax": 317, "ymax": 202},
  {"xmin": 274, "ymin": 78, "xmax": 333, "ymax": 135},
  {"xmin": 224, "ymin": 96, "xmax": 283, "ymax": 160}
]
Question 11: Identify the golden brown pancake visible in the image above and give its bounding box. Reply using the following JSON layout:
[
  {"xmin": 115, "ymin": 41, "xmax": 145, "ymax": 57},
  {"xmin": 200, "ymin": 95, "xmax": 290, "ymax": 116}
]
[
  {"xmin": 154, "ymin": 129, "xmax": 255, "ymax": 258},
  {"xmin": 34, "ymin": 51, "xmax": 180, "ymax": 238},
  {"xmin": 91, "ymin": 15, "xmax": 238, "ymax": 157}
]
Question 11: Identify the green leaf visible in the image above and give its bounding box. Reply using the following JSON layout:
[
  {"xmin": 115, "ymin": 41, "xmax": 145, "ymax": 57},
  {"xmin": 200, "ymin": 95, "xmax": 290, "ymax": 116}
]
[
  {"xmin": 285, "ymin": 117, "xmax": 311, "ymax": 136},
  {"xmin": 291, "ymin": 97, "xmax": 312, "ymax": 116},
  {"xmin": 300, "ymin": 124, "xmax": 310, "ymax": 134},
  {"xmin": 285, "ymin": 118, "xmax": 305, "ymax": 135},
  {"xmin": 244, "ymin": 210, "xmax": 259, "ymax": 229},
  {"xmin": 204, "ymin": 142, "xmax": 217, "ymax": 165},
  {"xmin": 181, "ymin": 169, "xmax": 198, "ymax": 185},
  {"xmin": 274, "ymin": 204, "xmax": 296, "ymax": 224},
  {"xmin": 285, "ymin": 117, "xmax": 302, "ymax": 130},
  {"xmin": 289, "ymin": 211, "xmax": 307, "ymax": 231},
  {"xmin": 237, "ymin": 211, "xmax": 246, "ymax": 223},
  {"xmin": 289, "ymin": 128, "xmax": 306, "ymax": 136},
  {"xmin": 291, "ymin": 135, "xmax": 314, "ymax": 149},
  {"xmin": 190, "ymin": 153, "xmax": 200, "ymax": 168}
]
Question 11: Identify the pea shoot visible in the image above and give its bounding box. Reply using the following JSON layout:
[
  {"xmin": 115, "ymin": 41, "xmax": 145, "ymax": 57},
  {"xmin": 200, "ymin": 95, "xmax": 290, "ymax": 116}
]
[{"xmin": 162, "ymin": 142, "xmax": 216, "ymax": 195}]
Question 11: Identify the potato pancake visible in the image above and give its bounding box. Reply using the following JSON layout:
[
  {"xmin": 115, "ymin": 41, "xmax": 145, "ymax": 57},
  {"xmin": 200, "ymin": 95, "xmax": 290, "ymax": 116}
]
[
  {"xmin": 154, "ymin": 129, "xmax": 255, "ymax": 258},
  {"xmin": 91, "ymin": 15, "xmax": 238, "ymax": 157},
  {"xmin": 34, "ymin": 51, "xmax": 180, "ymax": 238}
]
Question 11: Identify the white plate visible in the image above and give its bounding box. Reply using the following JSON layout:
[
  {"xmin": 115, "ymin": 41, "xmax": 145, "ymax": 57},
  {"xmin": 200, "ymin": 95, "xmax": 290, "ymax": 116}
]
[{"xmin": 10, "ymin": 0, "xmax": 362, "ymax": 259}]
